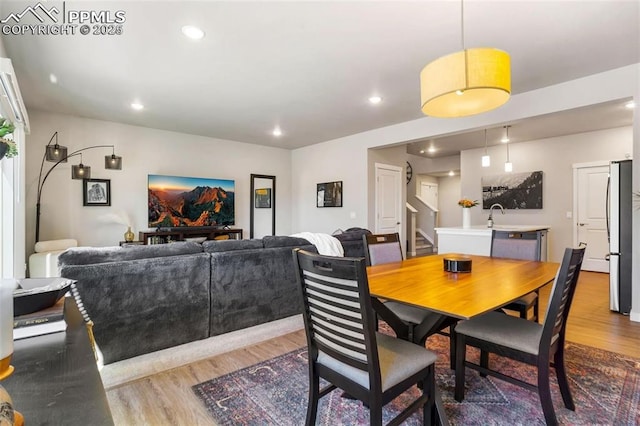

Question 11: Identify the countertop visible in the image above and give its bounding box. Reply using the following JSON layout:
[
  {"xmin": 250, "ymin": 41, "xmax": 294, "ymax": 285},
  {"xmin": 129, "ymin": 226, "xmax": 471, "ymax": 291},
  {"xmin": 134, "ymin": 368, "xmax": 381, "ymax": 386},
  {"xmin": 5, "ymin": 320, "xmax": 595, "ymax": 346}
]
[{"xmin": 435, "ymin": 225, "xmax": 550, "ymax": 235}]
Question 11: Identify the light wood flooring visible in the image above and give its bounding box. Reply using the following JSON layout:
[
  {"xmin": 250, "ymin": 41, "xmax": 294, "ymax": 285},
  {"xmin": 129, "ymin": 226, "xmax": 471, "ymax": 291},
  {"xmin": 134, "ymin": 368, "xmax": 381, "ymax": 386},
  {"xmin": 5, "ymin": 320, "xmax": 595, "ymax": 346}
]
[{"xmin": 105, "ymin": 271, "xmax": 640, "ymax": 425}]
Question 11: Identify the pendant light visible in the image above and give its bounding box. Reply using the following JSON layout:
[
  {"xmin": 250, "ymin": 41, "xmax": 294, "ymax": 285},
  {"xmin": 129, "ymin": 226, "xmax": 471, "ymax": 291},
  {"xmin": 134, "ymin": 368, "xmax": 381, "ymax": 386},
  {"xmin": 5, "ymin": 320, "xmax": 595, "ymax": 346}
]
[
  {"xmin": 481, "ymin": 129, "xmax": 490, "ymax": 167},
  {"xmin": 72, "ymin": 153, "xmax": 91, "ymax": 179},
  {"xmin": 420, "ymin": 0, "xmax": 511, "ymax": 118},
  {"xmin": 105, "ymin": 147, "xmax": 122, "ymax": 170},
  {"xmin": 503, "ymin": 126, "xmax": 512, "ymax": 172}
]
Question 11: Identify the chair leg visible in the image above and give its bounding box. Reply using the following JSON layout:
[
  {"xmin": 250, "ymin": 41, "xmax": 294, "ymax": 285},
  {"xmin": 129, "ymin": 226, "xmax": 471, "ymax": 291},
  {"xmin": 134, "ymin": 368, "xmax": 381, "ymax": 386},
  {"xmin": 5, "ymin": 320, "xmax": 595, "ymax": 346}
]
[
  {"xmin": 537, "ymin": 361, "xmax": 559, "ymax": 426},
  {"xmin": 370, "ymin": 396, "xmax": 383, "ymax": 426},
  {"xmin": 533, "ymin": 297, "xmax": 540, "ymax": 323},
  {"xmin": 454, "ymin": 333, "xmax": 466, "ymax": 402},
  {"xmin": 449, "ymin": 325, "xmax": 456, "ymax": 370},
  {"xmin": 306, "ymin": 371, "xmax": 320, "ymax": 426},
  {"xmin": 554, "ymin": 347, "xmax": 575, "ymax": 411},
  {"xmin": 423, "ymin": 366, "xmax": 437, "ymax": 426},
  {"xmin": 479, "ymin": 350, "xmax": 489, "ymax": 377},
  {"xmin": 519, "ymin": 307, "xmax": 528, "ymax": 319}
]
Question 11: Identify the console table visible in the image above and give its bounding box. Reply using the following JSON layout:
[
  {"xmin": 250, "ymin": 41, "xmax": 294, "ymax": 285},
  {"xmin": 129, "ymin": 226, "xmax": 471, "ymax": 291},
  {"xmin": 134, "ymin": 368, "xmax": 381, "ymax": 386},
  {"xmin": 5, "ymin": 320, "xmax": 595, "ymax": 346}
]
[
  {"xmin": 140, "ymin": 227, "xmax": 243, "ymax": 244},
  {"xmin": 2, "ymin": 297, "xmax": 113, "ymax": 425}
]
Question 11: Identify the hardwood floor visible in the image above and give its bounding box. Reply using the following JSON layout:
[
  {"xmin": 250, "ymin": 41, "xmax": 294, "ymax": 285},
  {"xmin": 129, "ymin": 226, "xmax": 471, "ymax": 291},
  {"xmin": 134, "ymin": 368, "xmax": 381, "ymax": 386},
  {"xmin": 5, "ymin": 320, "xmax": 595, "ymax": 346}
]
[{"xmin": 105, "ymin": 271, "xmax": 639, "ymax": 425}]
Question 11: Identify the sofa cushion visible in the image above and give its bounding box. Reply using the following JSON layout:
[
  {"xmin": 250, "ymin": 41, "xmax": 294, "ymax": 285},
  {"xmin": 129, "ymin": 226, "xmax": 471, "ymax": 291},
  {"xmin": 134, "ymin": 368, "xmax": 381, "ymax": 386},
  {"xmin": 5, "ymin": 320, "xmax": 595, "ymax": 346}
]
[
  {"xmin": 333, "ymin": 227, "xmax": 371, "ymax": 258},
  {"xmin": 209, "ymin": 243, "xmax": 316, "ymax": 335},
  {"xmin": 60, "ymin": 252, "xmax": 211, "ymax": 364},
  {"xmin": 58, "ymin": 242, "xmax": 203, "ymax": 265},
  {"xmin": 262, "ymin": 235, "xmax": 311, "ymax": 248},
  {"xmin": 202, "ymin": 239, "xmax": 264, "ymax": 253}
]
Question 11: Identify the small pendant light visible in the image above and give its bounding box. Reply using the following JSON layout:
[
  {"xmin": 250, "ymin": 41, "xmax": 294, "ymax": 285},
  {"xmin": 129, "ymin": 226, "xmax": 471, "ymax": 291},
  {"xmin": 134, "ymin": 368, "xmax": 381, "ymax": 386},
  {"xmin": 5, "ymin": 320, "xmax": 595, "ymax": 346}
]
[
  {"xmin": 504, "ymin": 126, "xmax": 513, "ymax": 172},
  {"xmin": 481, "ymin": 129, "xmax": 490, "ymax": 167}
]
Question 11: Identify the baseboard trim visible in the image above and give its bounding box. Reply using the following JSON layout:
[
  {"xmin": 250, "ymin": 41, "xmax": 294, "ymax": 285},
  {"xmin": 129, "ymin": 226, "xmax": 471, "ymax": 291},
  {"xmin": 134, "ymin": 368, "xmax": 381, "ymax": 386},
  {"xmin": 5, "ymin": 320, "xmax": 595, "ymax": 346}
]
[
  {"xmin": 630, "ymin": 309, "xmax": 640, "ymax": 323},
  {"xmin": 100, "ymin": 315, "xmax": 304, "ymax": 390}
]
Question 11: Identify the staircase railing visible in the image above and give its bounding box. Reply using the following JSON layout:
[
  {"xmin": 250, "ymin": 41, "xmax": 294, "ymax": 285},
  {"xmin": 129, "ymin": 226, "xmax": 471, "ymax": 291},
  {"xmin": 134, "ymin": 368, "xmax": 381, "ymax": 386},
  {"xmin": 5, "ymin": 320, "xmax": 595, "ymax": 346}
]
[{"xmin": 406, "ymin": 203, "xmax": 418, "ymax": 257}]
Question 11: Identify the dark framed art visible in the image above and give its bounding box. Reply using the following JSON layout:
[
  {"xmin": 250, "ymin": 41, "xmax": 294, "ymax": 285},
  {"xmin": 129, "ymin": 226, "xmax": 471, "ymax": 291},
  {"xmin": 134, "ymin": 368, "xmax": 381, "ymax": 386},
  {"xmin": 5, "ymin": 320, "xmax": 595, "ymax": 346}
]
[
  {"xmin": 83, "ymin": 178, "xmax": 111, "ymax": 206},
  {"xmin": 254, "ymin": 188, "xmax": 272, "ymax": 208},
  {"xmin": 317, "ymin": 181, "xmax": 342, "ymax": 208},
  {"xmin": 481, "ymin": 171, "xmax": 543, "ymax": 209}
]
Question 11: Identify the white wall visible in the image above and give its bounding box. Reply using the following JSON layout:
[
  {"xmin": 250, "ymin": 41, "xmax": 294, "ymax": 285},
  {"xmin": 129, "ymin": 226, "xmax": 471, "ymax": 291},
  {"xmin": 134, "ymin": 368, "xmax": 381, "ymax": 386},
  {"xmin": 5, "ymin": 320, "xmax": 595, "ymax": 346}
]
[
  {"xmin": 460, "ymin": 126, "xmax": 632, "ymax": 262},
  {"xmin": 25, "ymin": 110, "xmax": 293, "ymax": 253},
  {"xmin": 436, "ymin": 174, "xmax": 462, "ymax": 229}
]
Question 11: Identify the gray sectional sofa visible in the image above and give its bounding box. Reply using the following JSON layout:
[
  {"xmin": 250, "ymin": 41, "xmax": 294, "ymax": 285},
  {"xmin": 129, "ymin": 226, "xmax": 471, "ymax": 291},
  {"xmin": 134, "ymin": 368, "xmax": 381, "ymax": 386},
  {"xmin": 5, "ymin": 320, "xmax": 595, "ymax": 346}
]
[{"xmin": 58, "ymin": 230, "xmax": 370, "ymax": 364}]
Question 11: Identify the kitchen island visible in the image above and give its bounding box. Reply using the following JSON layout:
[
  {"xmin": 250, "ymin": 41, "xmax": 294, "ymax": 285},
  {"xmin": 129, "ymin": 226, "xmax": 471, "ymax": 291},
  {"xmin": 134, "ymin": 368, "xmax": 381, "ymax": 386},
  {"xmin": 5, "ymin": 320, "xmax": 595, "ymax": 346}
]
[{"xmin": 435, "ymin": 225, "xmax": 550, "ymax": 260}]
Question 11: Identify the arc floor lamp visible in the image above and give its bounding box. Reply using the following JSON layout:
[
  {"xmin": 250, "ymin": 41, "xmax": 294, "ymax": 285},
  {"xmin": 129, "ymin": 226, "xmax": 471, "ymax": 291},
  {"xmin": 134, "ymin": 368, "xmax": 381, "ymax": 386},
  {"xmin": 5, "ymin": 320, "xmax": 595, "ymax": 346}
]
[{"xmin": 35, "ymin": 132, "xmax": 123, "ymax": 243}]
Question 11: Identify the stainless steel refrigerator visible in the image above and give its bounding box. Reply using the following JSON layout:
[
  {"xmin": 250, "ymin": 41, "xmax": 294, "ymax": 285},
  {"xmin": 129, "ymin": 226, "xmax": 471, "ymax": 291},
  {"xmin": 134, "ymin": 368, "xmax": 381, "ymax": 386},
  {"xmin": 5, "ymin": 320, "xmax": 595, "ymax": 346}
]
[{"xmin": 606, "ymin": 159, "xmax": 632, "ymax": 314}]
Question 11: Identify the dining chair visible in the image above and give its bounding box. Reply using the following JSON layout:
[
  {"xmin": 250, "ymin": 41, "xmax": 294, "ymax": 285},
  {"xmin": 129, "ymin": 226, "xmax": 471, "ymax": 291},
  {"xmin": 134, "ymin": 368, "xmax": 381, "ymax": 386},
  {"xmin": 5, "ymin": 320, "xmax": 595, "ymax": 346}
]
[
  {"xmin": 454, "ymin": 246, "xmax": 586, "ymax": 425},
  {"xmin": 490, "ymin": 230, "xmax": 541, "ymax": 321},
  {"xmin": 363, "ymin": 233, "xmax": 457, "ymax": 349},
  {"xmin": 293, "ymin": 248, "xmax": 438, "ymax": 426}
]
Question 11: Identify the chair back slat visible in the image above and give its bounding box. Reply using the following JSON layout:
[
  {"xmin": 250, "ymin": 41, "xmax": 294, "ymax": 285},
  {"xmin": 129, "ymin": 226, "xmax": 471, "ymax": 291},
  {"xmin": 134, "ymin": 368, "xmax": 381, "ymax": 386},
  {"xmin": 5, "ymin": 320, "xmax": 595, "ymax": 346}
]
[
  {"xmin": 363, "ymin": 233, "xmax": 403, "ymax": 266},
  {"xmin": 541, "ymin": 247, "xmax": 586, "ymax": 352},
  {"xmin": 490, "ymin": 230, "xmax": 541, "ymax": 261},
  {"xmin": 294, "ymin": 249, "xmax": 378, "ymax": 373}
]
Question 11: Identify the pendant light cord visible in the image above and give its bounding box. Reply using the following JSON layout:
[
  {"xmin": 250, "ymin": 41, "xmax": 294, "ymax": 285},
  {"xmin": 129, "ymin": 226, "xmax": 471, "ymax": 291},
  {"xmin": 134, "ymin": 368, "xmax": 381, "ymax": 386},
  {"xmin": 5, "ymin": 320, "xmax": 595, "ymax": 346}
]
[
  {"xmin": 484, "ymin": 129, "xmax": 488, "ymax": 154},
  {"xmin": 461, "ymin": 0, "xmax": 465, "ymax": 50}
]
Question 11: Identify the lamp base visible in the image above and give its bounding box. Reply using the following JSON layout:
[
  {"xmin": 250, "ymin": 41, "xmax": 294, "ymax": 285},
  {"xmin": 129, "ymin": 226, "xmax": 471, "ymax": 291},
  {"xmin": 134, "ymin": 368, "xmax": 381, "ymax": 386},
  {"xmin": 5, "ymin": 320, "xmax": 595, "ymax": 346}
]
[
  {"xmin": 0, "ymin": 355, "xmax": 24, "ymax": 426},
  {"xmin": 0, "ymin": 384, "xmax": 24, "ymax": 426},
  {"xmin": 0, "ymin": 355, "xmax": 13, "ymax": 381}
]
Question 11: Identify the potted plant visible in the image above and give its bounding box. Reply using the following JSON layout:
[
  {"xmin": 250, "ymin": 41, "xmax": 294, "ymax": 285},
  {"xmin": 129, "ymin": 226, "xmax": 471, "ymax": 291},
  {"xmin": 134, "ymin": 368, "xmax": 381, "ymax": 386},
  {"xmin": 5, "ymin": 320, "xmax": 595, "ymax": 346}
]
[{"xmin": 0, "ymin": 118, "xmax": 16, "ymax": 160}]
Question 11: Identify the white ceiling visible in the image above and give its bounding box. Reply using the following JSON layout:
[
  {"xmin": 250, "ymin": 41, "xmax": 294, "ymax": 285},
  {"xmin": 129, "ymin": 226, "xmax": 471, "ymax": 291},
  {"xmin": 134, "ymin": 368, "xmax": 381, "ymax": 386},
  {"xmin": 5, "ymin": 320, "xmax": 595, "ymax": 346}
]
[{"xmin": 1, "ymin": 1, "xmax": 638, "ymax": 152}]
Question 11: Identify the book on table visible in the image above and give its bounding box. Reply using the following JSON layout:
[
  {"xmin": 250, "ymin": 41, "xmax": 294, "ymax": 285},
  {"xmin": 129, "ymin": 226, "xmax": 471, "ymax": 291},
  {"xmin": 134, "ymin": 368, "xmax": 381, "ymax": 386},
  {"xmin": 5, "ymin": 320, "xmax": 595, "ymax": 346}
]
[{"xmin": 13, "ymin": 298, "xmax": 67, "ymax": 340}]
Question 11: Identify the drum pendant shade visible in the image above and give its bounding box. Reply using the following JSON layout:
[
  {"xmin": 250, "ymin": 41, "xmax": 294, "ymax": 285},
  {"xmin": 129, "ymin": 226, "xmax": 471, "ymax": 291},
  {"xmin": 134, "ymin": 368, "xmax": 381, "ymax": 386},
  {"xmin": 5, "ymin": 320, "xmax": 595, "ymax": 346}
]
[{"xmin": 420, "ymin": 48, "xmax": 511, "ymax": 118}]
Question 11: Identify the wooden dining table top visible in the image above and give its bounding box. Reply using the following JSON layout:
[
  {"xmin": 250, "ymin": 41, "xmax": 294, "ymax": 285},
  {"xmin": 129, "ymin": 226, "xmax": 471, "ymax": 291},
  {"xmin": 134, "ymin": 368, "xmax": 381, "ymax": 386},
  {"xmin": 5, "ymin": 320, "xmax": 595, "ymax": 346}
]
[{"xmin": 366, "ymin": 254, "xmax": 559, "ymax": 320}]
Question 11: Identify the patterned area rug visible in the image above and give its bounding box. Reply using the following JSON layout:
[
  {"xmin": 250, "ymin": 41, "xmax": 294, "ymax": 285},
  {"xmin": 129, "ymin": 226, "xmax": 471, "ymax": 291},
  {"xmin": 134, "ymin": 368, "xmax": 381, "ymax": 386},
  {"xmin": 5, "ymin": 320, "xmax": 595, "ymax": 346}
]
[{"xmin": 192, "ymin": 334, "xmax": 640, "ymax": 425}]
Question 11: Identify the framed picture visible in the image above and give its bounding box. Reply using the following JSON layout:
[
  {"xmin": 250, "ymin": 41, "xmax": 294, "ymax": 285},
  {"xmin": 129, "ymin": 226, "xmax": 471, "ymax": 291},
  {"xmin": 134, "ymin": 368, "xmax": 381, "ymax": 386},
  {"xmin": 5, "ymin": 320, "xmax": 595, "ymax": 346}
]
[
  {"xmin": 83, "ymin": 178, "xmax": 111, "ymax": 206},
  {"xmin": 481, "ymin": 171, "xmax": 543, "ymax": 209},
  {"xmin": 317, "ymin": 181, "xmax": 342, "ymax": 208},
  {"xmin": 254, "ymin": 188, "xmax": 272, "ymax": 208}
]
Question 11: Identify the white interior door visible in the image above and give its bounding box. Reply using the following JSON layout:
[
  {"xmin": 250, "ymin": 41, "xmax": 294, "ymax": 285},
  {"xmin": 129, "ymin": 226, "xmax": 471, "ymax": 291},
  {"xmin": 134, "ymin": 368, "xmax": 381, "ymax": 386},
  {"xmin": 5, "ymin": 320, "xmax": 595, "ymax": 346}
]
[
  {"xmin": 375, "ymin": 163, "xmax": 402, "ymax": 235},
  {"xmin": 574, "ymin": 164, "xmax": 610, "ymax": 272},
  {"xmin": 420, "ymin": 182, "xmax": 438, "ymax": 209}
]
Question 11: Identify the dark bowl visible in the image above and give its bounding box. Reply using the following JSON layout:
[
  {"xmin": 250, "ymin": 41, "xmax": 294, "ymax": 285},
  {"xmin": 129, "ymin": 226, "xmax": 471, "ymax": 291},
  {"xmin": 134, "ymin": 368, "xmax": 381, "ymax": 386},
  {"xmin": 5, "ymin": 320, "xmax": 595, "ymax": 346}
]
[{"xmin": 13, "ymin": 278, "xmax": 73, "ymax": 317}]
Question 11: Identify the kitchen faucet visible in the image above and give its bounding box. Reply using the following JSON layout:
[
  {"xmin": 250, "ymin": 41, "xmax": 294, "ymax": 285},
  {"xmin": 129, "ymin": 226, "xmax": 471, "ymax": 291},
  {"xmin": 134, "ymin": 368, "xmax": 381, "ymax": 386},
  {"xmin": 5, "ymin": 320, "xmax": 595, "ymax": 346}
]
[{"xmin": 487, "ymin": 203, "xmax": 505, "ymax": 228}]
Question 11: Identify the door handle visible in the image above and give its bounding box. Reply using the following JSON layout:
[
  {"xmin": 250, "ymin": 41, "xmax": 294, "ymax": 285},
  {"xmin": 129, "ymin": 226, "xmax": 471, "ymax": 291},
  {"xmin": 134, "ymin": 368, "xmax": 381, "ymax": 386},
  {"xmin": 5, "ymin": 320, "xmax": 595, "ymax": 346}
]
[{"xmin": 578, "ymin": 223, "xmax": 587, "ymax": 226}]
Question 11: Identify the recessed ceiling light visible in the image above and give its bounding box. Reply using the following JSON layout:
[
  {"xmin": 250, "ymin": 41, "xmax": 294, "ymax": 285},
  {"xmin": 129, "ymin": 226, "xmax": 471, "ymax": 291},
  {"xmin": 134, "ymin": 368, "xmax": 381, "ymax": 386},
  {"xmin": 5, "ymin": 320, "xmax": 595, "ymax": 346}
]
[
  {"xmin": 181, "ymin": 25, "xmax": 205, "ymax": 40},
  {"xmin": 419, "ymin": 149, "xmax": 425, "ymax": 154},
  {"xmin": 624, "ymin": 101, "xmax": 636, "ymax": 109},
  {"xmin": 369, "ymin": 96, "xmax": 382, "ymax": 104},
  {"xmin": 131, "ymin": 102, "xmax": 144, "ymax": 111},
  {"xmin": 428, "ymin": 147, "xmax": 436, "ymax": 153},
  {"xmin": 448, "ymin": 171, "xmax": 455, "ymax": 176},
  {"xmin": 49, "ymin": 73, "xmax": 58, "ymax": 84},
  {"xmin": 272, "ymin": 127, "xmax": 282, "ymax": 137}
]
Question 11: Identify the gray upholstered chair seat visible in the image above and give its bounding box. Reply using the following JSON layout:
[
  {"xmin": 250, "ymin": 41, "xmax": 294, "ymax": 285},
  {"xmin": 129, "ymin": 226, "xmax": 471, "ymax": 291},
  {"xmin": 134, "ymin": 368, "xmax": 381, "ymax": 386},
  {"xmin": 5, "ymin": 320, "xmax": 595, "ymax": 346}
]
[
  {"xmin": 384, "ymin": 301, "xmax": 439, "ymax": 326},
  {"xmin": 508, "ymin": 292, "xmax": 538, "ymax": 307},
  {"xmin": 455, "ymin": 311, "xmax": 543, "ymax": 355},
  {"xmin": 318, "ymin": 332, "xmax": 437, "ymax": 391}
]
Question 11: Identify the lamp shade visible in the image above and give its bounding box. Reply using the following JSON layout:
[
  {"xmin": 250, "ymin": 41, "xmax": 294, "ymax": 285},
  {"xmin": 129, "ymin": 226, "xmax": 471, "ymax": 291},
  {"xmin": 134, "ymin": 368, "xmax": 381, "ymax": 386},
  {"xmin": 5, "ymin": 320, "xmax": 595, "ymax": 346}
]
[
  {"xmin": 420, "ymin": 48, "xmax": 511, "ymax": 118},
  {"xmin": 72, "ymin": 164, "xmax": 91, "ymax": 180},
  {"xmin": 105, "ymin": 154, "xmax": 122, "ymax": 170},
  {"xmin": 45, "ymin": 144, "xmax": 68, "ymax": 162}
]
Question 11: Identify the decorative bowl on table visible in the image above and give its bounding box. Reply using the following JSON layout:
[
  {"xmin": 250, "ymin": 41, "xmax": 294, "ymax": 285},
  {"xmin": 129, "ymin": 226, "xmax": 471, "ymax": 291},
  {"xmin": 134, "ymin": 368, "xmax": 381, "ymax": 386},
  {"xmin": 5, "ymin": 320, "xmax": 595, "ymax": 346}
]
[{"xmin": 13, "ymin": 278, "xmax": 74, "ymax": 316}]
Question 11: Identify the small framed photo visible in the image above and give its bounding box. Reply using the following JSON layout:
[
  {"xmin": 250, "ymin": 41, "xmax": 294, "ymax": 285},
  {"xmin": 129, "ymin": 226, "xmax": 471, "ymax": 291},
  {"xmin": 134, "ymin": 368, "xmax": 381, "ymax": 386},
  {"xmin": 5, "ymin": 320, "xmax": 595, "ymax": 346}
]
[
  {"xmin": 83, "ymin": 178, "xmax": 111, "ymax": 206},
  {"xmin": 317, "ymin": 181, "xmax": 343, "ymax": 208},
  {"xmin": 254, "ymin": 188, "xmax": 272, "ymax": 208}
]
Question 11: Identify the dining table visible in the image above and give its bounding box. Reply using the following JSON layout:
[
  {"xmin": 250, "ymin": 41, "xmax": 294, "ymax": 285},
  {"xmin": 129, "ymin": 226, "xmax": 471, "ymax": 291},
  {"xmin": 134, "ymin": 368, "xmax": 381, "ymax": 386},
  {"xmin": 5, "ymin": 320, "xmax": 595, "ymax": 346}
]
[
  {"xmin": 367, "ymin": 253, "xmax": 559, "ymax": 320},
  {"xmin": 366, "ymin": 253, "xmax": 560, "ymax": 426}
]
